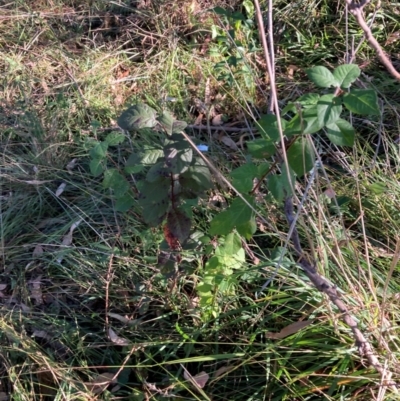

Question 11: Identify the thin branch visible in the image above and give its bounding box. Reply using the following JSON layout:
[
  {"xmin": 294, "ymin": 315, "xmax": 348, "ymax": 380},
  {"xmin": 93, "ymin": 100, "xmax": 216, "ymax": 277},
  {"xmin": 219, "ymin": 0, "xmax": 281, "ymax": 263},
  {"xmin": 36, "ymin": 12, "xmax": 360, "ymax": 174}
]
[
  {"xmin": 283, "ymin": 196, "xmax": 398, "ymax": 391},
  {"xmin": 345, "ymin": 0, "xmax": 400, "ymax": 80}
]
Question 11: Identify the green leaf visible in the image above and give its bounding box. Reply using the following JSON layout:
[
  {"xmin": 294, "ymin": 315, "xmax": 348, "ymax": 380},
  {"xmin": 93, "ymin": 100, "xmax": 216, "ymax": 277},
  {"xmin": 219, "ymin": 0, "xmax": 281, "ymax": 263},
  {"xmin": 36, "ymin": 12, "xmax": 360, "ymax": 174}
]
[
  {"xmin": 141, "ymin": 149, "xmax": 164, "ymax": 165},
  {"xmin": 287, "ymin": 137, "xmax": 315, "ymax": 177},
  {"xmin": 256, "ymin": 114, "xmax": 286, "ymax": 142},
  {"xmin": 343, "ymin": 89, "xmax": 380, "ymax": 115},
  {"xmin": 164, "ymin": 135, "xmax": 193, "ymax": 174},
  {"xmin": 105, "ymin": 132, "xmax": 126, "ymax": 146},
  {"xmin": 317, "ymin": 94, "xmax": 342, "ymax": 127},
  {"xmin": 138, "ymin": 179, "xmax": 170, "ymax": 226},
  {"xmin": 302, "ymin": 108, "xmax": 324, "ymax": 134},
  {"xmin": 209, "ymin": 195, "xmax": 255, "ymax": 236},
  {"xmin": 296, "ymin": 93, "xmax": 320, "ymax": 107},
  {"xmin": 333, "ymin": 64, "xmax": 360, "ymax": 88},
  {"xmin": 306, "ymin": 66, "xmax": 338, "ymax": 88},
  {"xmin": 89, "ymin": 158, "xmax": 105, "ymax": 177},
  {"xmin": 167, "ymin": 208, "xmax": 191, "ymax": 243},
  {"xmin": 368, "ymin": 182, "xmax": 387, "ymax": 194},
  {"xmin": 146, "ymin": 162, "xmax": 170, "ymax": 182},
  {"xmin": 172, "ymin": 120, "xmax": 188, "ymax": 133},
  {"xmin": 230, "ymin": 163, "xmax": 258, "ymax": 193},
  {"xmin": 236, "ymin": 216, "xmax": 257, "ymax": 240},
  {"xmin": 158, "ymin": 110, "xmax": 174, "ymax": 135},
  {"xmin": 267, "ymin": 164, "xmax": 295, "ymax": 201},
  {"xmin": 89, "ymin": 141, "xmax": 108, "ymax": 159},
  {"xmin": 103, "ymin": 169, "xmax": 130, "ymax": 197},
  {"xmin": 117, "ymin": 103, "xmax": 158, "ymax": 131},
  {"xmin": 115, "ymin": 190, "xmax": 135, "ymax": 212},
  {"xmin": 179, "ymin": 158, "xmax": 212, "ymax": 194},
  {"xmin": 326, "ymin": 119, "xmax": 355, "ymax": 146},
  {"xmin": 220, "ymin": 232, "xmax": 242, "ymax": 256},
  {"xmin": 247, "ymin": 138, "xmax": 276, "ymax": 158}
]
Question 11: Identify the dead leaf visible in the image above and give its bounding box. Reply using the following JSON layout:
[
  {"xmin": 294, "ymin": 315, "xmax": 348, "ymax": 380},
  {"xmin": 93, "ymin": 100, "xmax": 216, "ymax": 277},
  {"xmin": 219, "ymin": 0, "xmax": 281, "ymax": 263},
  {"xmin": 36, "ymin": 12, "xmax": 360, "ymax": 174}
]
[
  {"xmin": 213, "ymin": 365, "xmax": 232, "ymax": 378},
  {"xmin": 219, "ymin": 135, "xmax": 238, "ymax": 151},
  {"xmin": 86, "ymin": 372, "xmax": 116, "ymax": 394},
  {"xmin": 266, "ymin": 320, "xmax": 313, "ymax": 340},
  {"xmin": 29, "ymin": 276, "xmax": 43, "ymax": 305},
  {"xmin": 21, "ymin": 180, "xmax": 53, "ymax": 185},
  {"xmin": 66, "ymin": 158, "xmax": 77, "ymax": 173},
  {"xmin": 32, "ymin": 330, "xmax": 52, "ymax": 340},
  {"xmin": 183, "ymin": 369, "xmax": 209, "ymax": 389},
  {"xmin": 107, "ymin": 312, "xmax": 141, "ymax": 326},
  {"xmin": 0, "ymin": 284, "xmax": 7, "ymax": 291},
  {"xmin": 211, "ymin": 114, "xmax": 224, "ymax": 126},
  {"xmin": 32, "ymin": 244, "xmax": 44, "ymax": 258},
  {"xmin": 108, "ymin": 328, "xmax": 131, "ymax": 346},
  {"xmin": 0, "ymin": 392, "xmax": 8, "ymax": 401},
  {"xmin": 324, "ymin": 188, "xmax": 336, "ymax": 199},
  {"xmin": 55, "ymin": 182, "xmax": 66, "ymax": 197},
  {"xmin": 57, "ymin": 219, "xmax": 82, "ymax": 263}
]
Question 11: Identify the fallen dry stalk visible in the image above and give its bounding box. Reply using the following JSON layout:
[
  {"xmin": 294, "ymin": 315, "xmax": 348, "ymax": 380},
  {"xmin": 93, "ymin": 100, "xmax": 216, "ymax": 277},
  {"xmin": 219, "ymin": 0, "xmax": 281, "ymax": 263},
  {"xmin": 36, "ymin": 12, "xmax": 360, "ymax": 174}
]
[
  {"xmin": 345, "ymin": 0, "xmax": 400, "ymax": 80},
  {"xmin": 284, "ymin": 196, "xmax": 398, "ymax": 392}
]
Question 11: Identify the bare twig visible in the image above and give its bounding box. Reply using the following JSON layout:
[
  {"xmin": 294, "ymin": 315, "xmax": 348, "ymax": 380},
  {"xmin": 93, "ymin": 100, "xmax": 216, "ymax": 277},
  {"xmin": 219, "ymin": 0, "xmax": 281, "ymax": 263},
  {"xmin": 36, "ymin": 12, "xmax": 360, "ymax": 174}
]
[
  {"xmin": 345, "ymin": 0, "xmax": 400, "ymax": 80},
  {"xmin": 283, "ymin": 196, "xmax": 398, "ymax": 391}
]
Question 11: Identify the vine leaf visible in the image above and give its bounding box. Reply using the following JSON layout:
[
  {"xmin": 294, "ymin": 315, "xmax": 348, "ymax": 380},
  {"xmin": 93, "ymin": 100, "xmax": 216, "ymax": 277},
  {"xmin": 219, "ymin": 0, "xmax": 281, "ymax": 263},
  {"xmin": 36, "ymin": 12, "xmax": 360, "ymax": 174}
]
[
  {"xmin": 105, "ymin": 132, "xmax": 126, "ymax": 146},
  {"xmin": 102, "ymin": 168, "xmax": 130, "ymax": 197}
]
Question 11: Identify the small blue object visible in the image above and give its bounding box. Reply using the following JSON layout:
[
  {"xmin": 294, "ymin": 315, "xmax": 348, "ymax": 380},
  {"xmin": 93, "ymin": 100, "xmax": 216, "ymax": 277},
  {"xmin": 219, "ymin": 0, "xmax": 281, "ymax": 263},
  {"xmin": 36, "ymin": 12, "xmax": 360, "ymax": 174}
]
[{"xmin": 196, "ymin": 144, "xmax": 208, "ymax": 152}]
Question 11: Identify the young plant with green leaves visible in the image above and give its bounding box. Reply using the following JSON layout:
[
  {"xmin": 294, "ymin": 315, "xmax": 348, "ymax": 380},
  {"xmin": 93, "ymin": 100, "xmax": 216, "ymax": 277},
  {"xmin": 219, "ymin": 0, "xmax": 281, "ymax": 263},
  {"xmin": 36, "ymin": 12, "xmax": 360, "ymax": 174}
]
[{"xmin": 88, "ymin": 103, "xmax": 213, "ymax": 265}]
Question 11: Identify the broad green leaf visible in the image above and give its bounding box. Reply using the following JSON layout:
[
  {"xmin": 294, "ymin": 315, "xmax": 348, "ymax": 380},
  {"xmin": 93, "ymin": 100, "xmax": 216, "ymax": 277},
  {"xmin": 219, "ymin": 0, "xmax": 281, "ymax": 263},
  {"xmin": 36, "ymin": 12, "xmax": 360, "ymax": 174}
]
[
  {"xmin": 138, "ymin": 179, "xmax": 170, "ymax": 226},
  {"xmin": 141, "ymin": 149, "xmax": 164, "ymax": 165},
  {"xmin": 158, "ymin": 110, "xmax": 174, "ymax": 135},
  {"xmin": 115, "ymin": 190, "xmax": 135, "ymax": 212},
  {"xmin": 333, "ymin": 64, "xmax": 360, "ymax": 88},
  {"xmin": 284, "ymin": 114, "xmax": 302, "ymax": 136},
  {"xmin": 209, "ymin": 195, "xmax": 255, "ymax": 236},
  {"xmin": 343, "ymin": 89, "xmax": 380, "ymax": 115},
  {"xmin": 317, "ymin": 94, "xmax": 342, "ymax": 127},
  {"xmin": 256, "ymin": 114, "xmax": 286, "ymax": 142},
  {"xmin": 247, "ymin": 138, "xmax": 276, "ymax": 158},
  {"xmin": 302, "ymin": 108, "xmax": 325, "ymax": 134},
  {"xmin": 267, "ymin": 164, "xmax": 295, "ymax": 201},
  {"xmin": 172, "ymin": 120, "xmax": 188, "ymax": 133},
  {"xmin": 295, "ymin": 93, "xmax": 320, "ymax": 107},
  {"xmin": 117, "ymin": 103, "xmax": 157, "ymax": 131},
  {"xmin": 219, "ymin": 232, "xmax": 242, "ymax": 256},
  {"xmin": 287, "ymin": 137, "xmax": 315, "ymax": 177},
  {"xmin": 89, "ymin": 158, "xmax": 105, "ymax": 177},
  {"xmin": 284, "ymin": 108, "xmax": 324, "ymax": 136},
  {"xmin": 230, "ymin": 163, "xmax": 258, "ymax": 193},
  {"xmin": 167, "ymin": 208, "xmax": 191, "ymax": 243},
  {"xmin": 326, "ymin": 118, "xmax": 355, "ymax": 146},
  {"xmin": 179, "ymin": 158, "xmax": 213, "ymax": 195},
  {"xmin": 89, "ymin": 141, "xmax": 108, "ymax": 159},
  {"xmin": 103, "ymin": 169, "xmax": 130, "ymax": 197},
  {"xmin": 124, "ymin": 153, "xmax": 144, "ymax": 174},
  {"xmin": 164, "ymin": 135, "xmax": 193, "ymax": 174},
  {"xmin": 236, "ymin": 216, "xmax": 257, "ymax": 240},
  {"xmin": 368, "ymin": 182, "xmax": 386, "ymax": 195},
  {"xmin": 306, "ymin": 66, "xmax": 338, "ymax": 88},
  {"xmin": 105, "ymin": 132, "xmax": 126, "ymax": 146},
  {"xmin": 146, "ymin": 162, "xmax": 170, "ymax": 182},
  {"xmin": 257, "ymin": 162, "xmax": 270, "ymax": 178}
]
